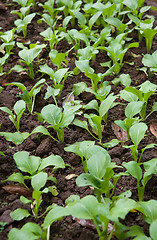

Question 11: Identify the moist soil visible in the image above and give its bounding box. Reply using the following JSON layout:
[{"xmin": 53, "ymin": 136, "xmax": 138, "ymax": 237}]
[{"xmin": 0, "ymin": 1, "xmax": 157, "ymax": 239}]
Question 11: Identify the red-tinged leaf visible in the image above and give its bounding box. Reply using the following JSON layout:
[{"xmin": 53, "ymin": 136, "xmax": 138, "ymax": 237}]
[
  {"xmin": 111, "ymin": 123, "xmax": 128, "ymax": 141},
  {"xmin": 2, "ymin": 185, "xmax": 32, "ymax": 197},
  {"xmin": 150, "ymin": 123, "xmax": 157, "ymax": 137}
]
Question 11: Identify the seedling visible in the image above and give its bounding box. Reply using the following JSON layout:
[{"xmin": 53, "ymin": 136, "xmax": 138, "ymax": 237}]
[
  {"xmin": 98, "ymin": 33, "xmax": 139, "ymax": 75},
  {"xmin": 39, "ymin": 64, "xmax": 70, "ymax": 96},
  {"xmin": 142, "ymin": 50, "xmax": 157, "ymax": 77},
  {"xmin": 0, "ymin": 100, "xmax": 26, "ymax": 131},
  {"xmin": 120, "ymin": 80, "xmax": 157, "ymax": 119},
  {"xmin": 0, "ymin": 29, "xmax": 15, "ymax": 55},
  {"xmin": 41, "ymin": 103, "xmax": 81, "ymax": 142},
  {"xmin": 0, "ymin": 53, "xmax": 9, "ymax": 76},
  {"xmin": 14, "ymin": 13, "xmax": 36, "ymax": 38},
  {"xmin": 6, "ymin": 79, "xmax": 46, "ymax": 113},
  {"xmin": 3, "ymin": 151, "xmax": 66, "ymax": 217},
  {"xmin": 40, "ymin": 28, "xmax": 61, "ymax": 49},
  {"xmin": 123, "ymin": 158, "xmax": 157, "ymax": 201},
  {"xmin": 11, "ymin": 43, "xmax": 46, "ymax": 79},
  {"xmin": 73, "ymin": 94, "xmax": 117, "ymax": 141}
]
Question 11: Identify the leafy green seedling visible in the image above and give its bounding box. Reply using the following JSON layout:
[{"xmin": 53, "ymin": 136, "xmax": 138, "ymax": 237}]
[
  {"xmin": 40, "ymin": 28, "xmax": 62, "ymax": 49},
  {"xmin": 8, "ymin": 222, "xmax": 46, "ymax": 240},
  {"xmin": 123, "ymin": 122, "xmax": 150, "ymax": 162},
  {"xmin": 3, "ymin": 151, "xmax": 65, "ymax": 217},
  {"xmin": 11, "ymin": 43, "xmax": 46, "ymax": 79},
  {"xmin": 114, "ymin": 100, "xmax": 144, "ymax": 139},
  {"xmin": 13, "ymin": 0, "xmax": 35, "ymax": 8},
  {"xmin": 14, "ymin": 13, "xmax": 36, "ymax": 38},
  {"xmin": 39, "ymin": 64, "xmax": 70, "ymax": 96},
  {"xmin": 120, "ymin": 80, "xmax": 157, "ymax": 119},
  {"xmin": 112, "ymin": 74, "xmax": 131, "ymax": 87},
  {"xmin": 123, "ymin": 158, "xmax": 157, "ymax": 201},
  {"xmin": 0, "ymin": 53, "xmax": 9, "ymax": 76},
  {"xmin": 64, "ymin": 195, "xmax": 138, "ymax": 240},
  {"xmin": 142, "ymin": 50, "xmax": 157, "ymax": 77},
  {"xmin": 73, "ymin": 94, "xmax": 117, "ymax": 141},
  {"xmin": 128, "ymin": 13, "xmax": 157, "ymax": 52},
  {"xmin": 11, "ymin": 4, "xmax": 33, "ymax": 20},
  {"xmin": 6, "ymin": 79, "xmax": 45, "ymax": 113},
  {"xmin": 41, "ymin": 104, "xmax": 81, "ymax": 142},
  {"xmin": 49, "ymin": 49, "xmax": 69, "ymax": 69},
  {"xmin": 0, "ymin": 100, "xmax": 26, "ymax": 131},
  {"xmin": 0, "ymin": 132, "xmax": 29, "ymax": 145},
  {"xmin": 0, "ymin": 29, "xmax": 15, "ymax": 55},
  {"xmin": 98, "ymin": 33, "xmax": 139, "ymax": 75}
]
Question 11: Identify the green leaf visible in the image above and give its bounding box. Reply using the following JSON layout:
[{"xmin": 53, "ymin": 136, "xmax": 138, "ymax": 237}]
[
  {"xmin": 67, "ymin": 195, "xmax": 99, "ymax": 219},
  {"xmin": 43, "ymin": 205, "xmax": 68, "ymax": 228},
  {"xmin": 120, "ymin": 89, "xmax": 138, "ymax": 102},
  {"xmin": 99, "ymin": 94, "xmax": 117, "ymax": 117},
  {"xmin": 4, "ymin": 172, "xmax": 25, "ymax": 185},
  {"xmin": 150, "ymin": 219, "xmax": 157, "ymax": 240},
  {"xmin": 31, "ymin": 125, "xmax": 51, "ymax": 137},
  {"xmin": 41, "ymin": 104, "xmax": 62, "ymax": 125},
  {"xmin": 123, "ymin": 161, "xmax": 142, "ymax": 181},
  {"xmin": 109, "ymin": 198, "xmax": 138, "ymax": 222},
  {"xmin": 143, "ymin": 158, "xmax": 157, "ymax": 176},
  {"xmin": 73, "ymin": 119, "xmax": 89, "ymax": 131},
  {"xmin": 31, "ymin": 172, "xmax": 47, "ymax": 191},
  {"xmin": 129, "ymin": 123, "xmax": 148, "ymax": 146},
  {"xmin": 38, "ymin": 154, "xmax": 65, "ymax": 171},
  {"xmin": 75, "ymin": 60, "xmax": 94, "ymax": 74},
  {"xmin": 10, "ymin": 208, "xmax": 30, "ymax": 221},
  {"xmin": 138, "ymin": 200, "xmax": 157, "ymax": 224},
  {"xmin": 13, "ymin": 151, "xmax": 40, "ymax": 175},
  {"xmin": 14, "ymin": 100, "xmax": 26, "ymax": 116},
  {"xmin": 87, "ymin": 152, "xmax": 111, "ymax": 178},
  {"xmin": 0, "ymin": 132, "xmax": 29, "ymax": 145},
  {"xmin": 125, "ymin": 101, "xmax": 143, "ymax": 118},
  {"xmin": 72, "ymin": 82, "xmax": 87, "ymax": 96}
]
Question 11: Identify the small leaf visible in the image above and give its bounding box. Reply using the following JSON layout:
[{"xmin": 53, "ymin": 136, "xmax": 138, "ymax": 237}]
[
  {"xmin": 2, "ymin": 184, "xmax": 32, "ymax": 197},
  {"xmin": 129, "ymin": 123, "xmax": 148, "ymax": 146},
  {"xmin": 10, "ymin": 208, "xmax": 30, "ymax": 221},
  {"xmin": 31, "ymin": 172, "xmax": 47, "ymax": 191},
  {"xmin": 111, "ymin": 123, "xmax": 128, "ymax": 141}
]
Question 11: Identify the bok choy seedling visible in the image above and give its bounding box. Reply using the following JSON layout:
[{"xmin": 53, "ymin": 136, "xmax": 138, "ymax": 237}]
[
  {"xmin": 41, "ymin": 103, "xmax": 81, "ymax": 142},
  {"xmin": 3, "ymin": 151, "xmax": 66, "ymax": 217},
  {"xmin": 123, "ymin": 158, "xmax": 157, "ymax": 201},
  {"xmin": 142, "ymin": 50, "xmax": 157, "ymax": 77},
  {"xmin": 0, "ymin": 100, "xmax": 26, "ymax": 131},
  {"xmin": 120, "ymin": 80, "xmax": 157, "ymax": 119},
  {"xmin": 6, "ymin": 79, "xmax": 45, "ymax": 113},
  {"xmin": 11, "ymin": 43, "xmax": 46, "ymax": 79}
]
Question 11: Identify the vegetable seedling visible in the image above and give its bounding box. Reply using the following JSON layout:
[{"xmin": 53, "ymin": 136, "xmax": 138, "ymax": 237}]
[
  {"xmin": 11, "ymin": 43, "xmax": 46, "ymax": 79},
  {"xmin": 120, "ymin": 80, "xmax": 157, "ymax": 119},
  {"xmin": 142, "ymin": 50, "xmax": 157, "ymax": 77},
  {"xmin": 14, "ymin": 13, "xmax": 36, "ymax": 38},
  {"xmin": 41, "ymin": 103, "xmax": 81, "ymax": 142},
  {"xmin": 6, "ymin": 79, "xmax": 46, "ymax": 113},
  {"xmin": 3, "ymin": 151, "xmax": 66, "ymax": 217},
  {"xmin": 123, "ymin": 158, "xmax": 157, "ymax": 201},
  {"xmin": 0, "ymin": 100, "xmax": 26, "ymax": 131}
]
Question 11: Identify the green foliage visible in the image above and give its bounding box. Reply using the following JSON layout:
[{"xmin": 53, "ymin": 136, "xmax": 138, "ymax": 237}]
[
  {"xmin": 6, "ymin": 79, "xmax": 45, "ymax": 113},
  {"xmin": 0, "ymin": 100, "xmax": 26, "ymax": 131},
  {"xmin": 142, "ymin": 50, "xmax": 157, "ymax": 77},
  {"xmin": 11, "ymin": 43, "xmax": 46, "ymax": 79}
]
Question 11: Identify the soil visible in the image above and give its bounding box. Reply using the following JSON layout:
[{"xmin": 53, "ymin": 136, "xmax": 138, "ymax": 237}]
[{"xmin": 0, "ymin": 1, "xmax": 157, "ymax": 240}]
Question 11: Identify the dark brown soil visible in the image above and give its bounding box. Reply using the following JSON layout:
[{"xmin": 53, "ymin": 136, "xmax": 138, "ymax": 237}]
[{"xmin": 0, "ymin": 1, "xmax": 157, "ymax": 239}]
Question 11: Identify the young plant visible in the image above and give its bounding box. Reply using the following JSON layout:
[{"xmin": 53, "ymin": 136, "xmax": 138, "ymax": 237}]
[
  {"xmin": 123, "ymin": 158, "xmax": 157, "ymax": 201},
  {"xmin": 98, "ymin": 33, "xmax": 139, "ymax": 75},
  {"xmin": 142, "ymin": 50, "xmax": 157, "ymax": 77},
  {"xmin": 40, "ymin": 28, "xmax": 61, "ymax": 49},
  {"xmin": 122, "ymin": 122, "xmax": 152, "ymax": 163},
  {"xmin": 128, "ymin": 13, "xmax": 157, "ymax": 52},
  {"xmin": 0, "ymin": 29, "xmax": 15, "ymax": 55},
  {"xmin": 3, "ymin": 151, "xmax": 66, "ymax": 217},
  {"xmin": 14, "ymin": 13, "xmax": 36, "ymax": 38},
  {"xmin": 49, "ymin": 49, "xmax": 69, "ymax": 69},
  {"xmin": 0, "ymin": 100, "xmax": 26, "ymax": 131},
  {"xmin": 39, "ymin": 64, "xmax": 70, "ymax": 96},
  {"xmin": 11, "ymin": 43, "xmax": 46, "ymax": 79},
  {"xmin": 0, "ymin": 53, "xmax": 9, "ymax": 76},
  {"xmin": 120, "ymin": 80, "xmax": 157, "ymax": 119},
  {"xmin": 40, "ymin": 103, "xmax": 81, "ymax": 142},
  {"xmin": 73, "ymin": 94, "xmax": 117, "ymax": 141},
  {"xmin": 6, "ymin": 79, "xmax": 45, "ymax": 113}
]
